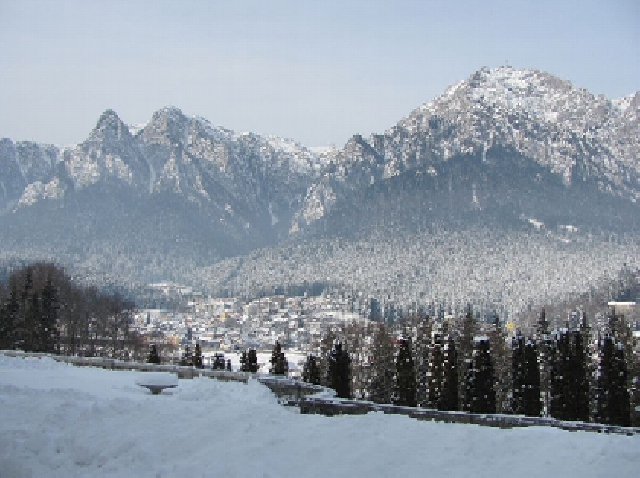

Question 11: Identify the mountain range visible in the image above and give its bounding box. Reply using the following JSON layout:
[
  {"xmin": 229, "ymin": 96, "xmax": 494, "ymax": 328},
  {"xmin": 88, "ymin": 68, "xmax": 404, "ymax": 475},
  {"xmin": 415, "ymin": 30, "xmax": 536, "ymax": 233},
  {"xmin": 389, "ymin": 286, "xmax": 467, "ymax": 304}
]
[{"xmin": 1, "ymin": 66, "xmax": 638, "ymax": 317}]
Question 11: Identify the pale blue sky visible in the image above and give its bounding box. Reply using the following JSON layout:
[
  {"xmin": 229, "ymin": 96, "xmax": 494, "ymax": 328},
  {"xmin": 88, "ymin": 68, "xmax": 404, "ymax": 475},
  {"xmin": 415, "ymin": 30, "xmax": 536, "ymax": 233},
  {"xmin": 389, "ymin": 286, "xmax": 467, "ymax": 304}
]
[{"xmin": 1, "ymin": 0, "xmax": 638, "ymax": 148}]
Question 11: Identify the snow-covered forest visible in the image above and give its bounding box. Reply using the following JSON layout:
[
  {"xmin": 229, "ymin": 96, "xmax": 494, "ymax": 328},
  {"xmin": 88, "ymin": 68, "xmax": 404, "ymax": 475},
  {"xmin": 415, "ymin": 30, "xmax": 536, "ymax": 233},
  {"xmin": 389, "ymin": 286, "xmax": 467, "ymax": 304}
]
[{"xmin": 193, "ymin": 226, "xmax": 639, "ymax": 321}]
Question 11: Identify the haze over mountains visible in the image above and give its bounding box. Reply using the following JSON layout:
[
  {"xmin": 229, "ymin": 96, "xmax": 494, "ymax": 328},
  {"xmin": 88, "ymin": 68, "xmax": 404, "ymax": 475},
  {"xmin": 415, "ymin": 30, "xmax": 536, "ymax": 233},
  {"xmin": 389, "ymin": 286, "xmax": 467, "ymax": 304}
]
[{"xmin": 1, "ymin": 66, "xmax": 638, "ymax": 318}]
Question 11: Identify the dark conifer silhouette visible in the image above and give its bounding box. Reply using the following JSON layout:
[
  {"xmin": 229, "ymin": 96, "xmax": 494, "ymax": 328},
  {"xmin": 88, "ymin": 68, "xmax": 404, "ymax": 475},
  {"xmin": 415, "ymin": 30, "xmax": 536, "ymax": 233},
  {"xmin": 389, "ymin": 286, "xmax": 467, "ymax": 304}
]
[
  {"xmin": 39, "ymin": 276, "xmax": 60, "ymax": 353},
  {"xmin": 439, "ymin": 334, "xmax": 459, "ymax": 411},
  {"xmin": 535, "ymin": 308, "xmax": 552, "ymax": 416},
  {"xmin": 212, "ymin": 353, "xmax": 226, "ymax": 370},
  {"xmin": 368, "ymin": 324, "xmax": 395, "ymax": 404},
  {"xmin": 415, "ymin": 316, "xmax": 433, "ymax": 407},
  {"xmin": 180, "ymin": 345, "xmax": 193, "ymax": 367},
  {"xmin": 427, "ymin": 334, "xmax": 445, "ymax": 408},
  {"xmin": 512, "ymin": 333, "xmax": 541, "ymax": 416},
  {"xmin": 240, "ymin": 348, "xmax": 259, "ymax": 373},
  {"xmin": 0, "ymin": 263, "xmax": 141, "ymax": 359},
  {"xmin": 147, "ymin": 344, "xmax": 161, "ymax": 364},
  {"xmin": 327, "ymin": 340, "xmax": 351, "ymax": 398},
  {"xmin": 595, "ymin": 335, "xmax": 631, "ymax": 426},
  {"xmin": 302, "ymin": 354, "xmax": 321, "ymax": 385},
  {"xmin": 193, "ymin": 343, "xmax": 204, "ymax": 369},
  {"xmin": 458, "ymin": 305, "xmax": 477, "ymax": 410},
  {"xmin": 270, "ymin": 341, "xmax": 288, "ymax": 375},
  {"xmin": 464, "ymin": 338, "xmax": 496, "ymax": 414},
  {"xmin": 394, "ymin": 337, "xmax": 417, "ymax": 407},
  {"xmin": 549, "ymin": 331, "xmax": 589, "ymax": 421}
]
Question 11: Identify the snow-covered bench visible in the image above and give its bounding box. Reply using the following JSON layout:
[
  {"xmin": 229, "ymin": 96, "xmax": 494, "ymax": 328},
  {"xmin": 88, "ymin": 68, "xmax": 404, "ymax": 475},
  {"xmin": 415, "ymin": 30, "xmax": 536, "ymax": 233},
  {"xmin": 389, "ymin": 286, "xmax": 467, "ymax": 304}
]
[{"xmin": 136, "ymin": 372, "xmax": 178, "ymax": 395}]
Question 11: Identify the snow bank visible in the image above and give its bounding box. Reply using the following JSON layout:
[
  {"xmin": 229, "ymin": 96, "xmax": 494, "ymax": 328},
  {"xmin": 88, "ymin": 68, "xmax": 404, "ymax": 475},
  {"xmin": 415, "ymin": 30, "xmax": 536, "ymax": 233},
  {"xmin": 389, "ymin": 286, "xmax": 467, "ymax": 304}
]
[{"xmin": 0, "ymin": 354, "xmax": 637, "ymax": 477}]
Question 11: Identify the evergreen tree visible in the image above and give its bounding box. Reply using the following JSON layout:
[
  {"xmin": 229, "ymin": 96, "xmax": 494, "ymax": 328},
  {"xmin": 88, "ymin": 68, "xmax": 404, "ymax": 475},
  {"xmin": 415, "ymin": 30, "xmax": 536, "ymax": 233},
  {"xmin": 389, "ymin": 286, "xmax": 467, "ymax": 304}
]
[
  {"xmin": 572, "ymin": 330, "xmax": 590, "ymax": 422},
  {"xmin": 439, "ymin": 334, "xmax": 459, "ymax": 411},
  {"xmin": 180, "ymin": 345, "xmax": 193, "ymax": 367},
  {"xmin": 193, "ymin": 343, "xmax": 204, "ymax": 369},
  {"xmin": 606, "ymin": 306, "xmax": 637, "ymax": 422},
  {"xmin": 270, "ymin": 341, "xmax": 288, "ymax": 375},
  {"xmin": 147, "ymin": 344, "xmax": 161, "ymax": 364},
  {"xmin": 1, "ymin": 282, "xmax": 20, "ymax": 350},
  {"xmin": 319, "ymin": 328, "xmax": 337, "ymax": 387},
  {"xmin": 512, "ymin": 333, "xmax": 542, "ymax": 416},
  {"xmin": 427, "ymin": 334, "xmax": 445, "ymax": 408},
  {"xmin": 0, "ymin": 262, "xmax": 143, "ymax": 359},
  {"xmin": 302, "ymin": 354, "xmax": 321, "ymax": 385},
  {"xmin": 535, "ymin": 308, "xmax": 552, "ymax": 416},
  {"xmin": 247, "ymin": 348, "xmax": 259, "ymax": 373},
  {"xmin": 240, "ymin": 351, "xmax": 249, "ymax": 372},
  {"xmin": 489, "ymin": 314, "xmax": 511, "ymax": 413},
  {"xmin": 212, "ymin": 353, "xmax": 226, "ymax": 370},
  {"xmin": 394, "ymin": 337, "xmax": 417, "ymax": 407},
  {"xmin": 595, "ymin": 335, "xmax": 631, "ymax": 426},
  {"xmin": 25, "ymin": 290, "xmax": 40, "ymax": 352},
  {"xmin": 39, "ymin": 276, "xmax": 60, "ymax": 354},
  {"xmin": 523, "ymin": 339, "xmax": 542, "ymax": 417},
  {"xmin": 463, "ymin": 338, "xmax": 496, "ymax": 414},
  {"xmin": 368, "ymin": 323, "xmax": 395, "ymax": 404},
  {"xmin": 327, "ymin": 341, "xmax": 351, "ymax": 399},
  {"xmin": 458, "ymin": 304, "xmax": 477, "ymax": 410},
  {"xmin": 549, "ymin": 331, "xmax": 589, "ymax": 421},
  {"xmin": 415, "ymin": 316, "xmax": 433, "ymax": 407}
]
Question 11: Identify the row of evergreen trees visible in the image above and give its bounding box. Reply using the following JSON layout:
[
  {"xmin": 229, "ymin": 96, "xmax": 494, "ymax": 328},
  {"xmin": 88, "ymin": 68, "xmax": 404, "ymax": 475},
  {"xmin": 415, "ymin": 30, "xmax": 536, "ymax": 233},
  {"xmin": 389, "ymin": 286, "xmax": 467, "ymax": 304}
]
[
  {"xmin": 0, "ymin": 263, "xmax": 142, "ymax": 359},
  {"xmin": 300, "ymin": 307, "xmax": 635, "ymax": 427}
]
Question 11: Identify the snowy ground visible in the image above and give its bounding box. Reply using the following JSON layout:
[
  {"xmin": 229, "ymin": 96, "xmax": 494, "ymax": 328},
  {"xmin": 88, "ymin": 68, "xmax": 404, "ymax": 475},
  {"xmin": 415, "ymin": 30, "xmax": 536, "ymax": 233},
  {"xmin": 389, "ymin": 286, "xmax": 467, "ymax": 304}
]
[{"xmin": 0, "ymin": 354, "xmax": 637, "ymax": 478}]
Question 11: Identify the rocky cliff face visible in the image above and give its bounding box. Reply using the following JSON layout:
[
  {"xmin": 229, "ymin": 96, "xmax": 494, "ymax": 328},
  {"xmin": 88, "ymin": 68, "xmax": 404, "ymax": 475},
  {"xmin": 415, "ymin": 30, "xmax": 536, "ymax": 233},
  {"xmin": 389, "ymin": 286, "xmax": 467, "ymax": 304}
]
[
  {"xmin": 1, "ymin": 106, "xmax": 326, "ymax": 250},
  {"xmin": 0, "ymin": 67, "xmax": 637, "ymax": 304},
  {"xmin": 293, "ymin": 67, "xmax": 638, "ymax": 231}
]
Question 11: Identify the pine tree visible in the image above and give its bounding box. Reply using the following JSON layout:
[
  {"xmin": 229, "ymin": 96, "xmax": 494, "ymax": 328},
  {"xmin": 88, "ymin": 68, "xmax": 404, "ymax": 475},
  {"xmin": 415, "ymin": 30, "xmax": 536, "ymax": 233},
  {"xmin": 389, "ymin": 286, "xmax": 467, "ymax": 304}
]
[
  {"xmin": 26, "ymin": 291, "xmax": 41, "ymax": 352},
  {"xmin": 512, "ymin": 333, "xmax": 542, "ymax": 416},
  {"xmin": 394, "ymin": 337, "xmax": 417, "ymax": 407},
  {"xmin": 464, "ymin": 338, "xmax": 496, "ymax": 414},
  {"xmin": 595, "ymin": 335, "xmax": 631, "ymax": 426},
  {"xmin": 458, "ymin": 304, "xmax": 477, "ymax": 410},
  {"xmin": 606, "ymin": 306, "xmax": 637, "ymax": 423},
  {"xmin": 240, "ymin": 351, "xmax": 249, "ymax": 372},
  {"xmin": 212, "ymin": 353, "xmax": 226, "ymax": 370},
  {"xmin": 327, "ymin": 340, "xmax": 351, "ymax": 399},
  {"xmin": 489, "ymin": 314, "xmax": 511, "ymax": 413},
  {"xmin": 523, "ymin": 339, "xmax": 542, "ymax": 416},
  {"xmin": 368, "ymin": 323, "xmax": 395, "ymax": 404},
  {"xmin": 427, "ymin": 334, "xmax": 445, "ymax": 408},
  {"xmin": 549, "ymin": 331, "xmax": 565, "ymax": 420},
  {"xmin": 270, "ymin": 341, "xmax": 288, "ymax": 375},
  {"xmin": 415, "ymin": 316, "xmax": 433, "ymax": 407},
  {"xmin": 180, "ymin": 346, "xmax": 193, "ymax": 367},
  {"xmin": 247, "ymin": 348, "xmax": 259, "ymax": 373},
  {"xmin": 319, "ymin": 328, "xmax": 337, "ymax": 387},
  {"xmin": 0, "ymin": 282, "xmax": 20, "ymax": 350},
  {"xmin": 193, "ymin": 343, "xmax": 204, "ymax": 369},
  {"xmin": 535, "ymin": 308, "xmax": 552, "ymax": 416},
  {"xmin": 147, "ymin": 344, "xmax": 161, "ymax": 364},
  {"xmin": 302, "ymin": 354, "xmax": 321, "ymax": 385},
  {"xmin": 39, "ymin": 276, "xmax": 60, "ymax": 354},
  {"xmin": 549, "ymin": 330, "xmax": 589, "ymax": 421},
  {"xmin": 439, "ymin": 334, "xmax": 459, "ymax": 411},
  {"xmin": 572, "ymin": 331, "xmax": 590, "ymax": 422},
  {"xmin": 512, "ymin": 332, "xmax": 526, "ymax": 414}
]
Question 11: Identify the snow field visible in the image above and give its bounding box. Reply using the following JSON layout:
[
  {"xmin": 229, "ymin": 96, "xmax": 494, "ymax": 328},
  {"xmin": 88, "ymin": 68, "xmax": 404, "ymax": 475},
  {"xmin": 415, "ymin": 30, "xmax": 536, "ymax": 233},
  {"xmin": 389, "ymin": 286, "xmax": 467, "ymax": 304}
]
[{"xmin": 0, "ymin": 354, "xmax": 637, "ymax": 477}]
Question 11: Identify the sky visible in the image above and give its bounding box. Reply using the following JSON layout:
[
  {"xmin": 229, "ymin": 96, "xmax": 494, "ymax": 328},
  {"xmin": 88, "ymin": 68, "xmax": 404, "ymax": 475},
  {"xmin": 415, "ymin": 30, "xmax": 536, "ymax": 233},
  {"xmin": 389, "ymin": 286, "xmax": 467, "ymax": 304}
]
[{"xmin": 0, "ymin": 0, "xmax": 638, "ymax": 148}]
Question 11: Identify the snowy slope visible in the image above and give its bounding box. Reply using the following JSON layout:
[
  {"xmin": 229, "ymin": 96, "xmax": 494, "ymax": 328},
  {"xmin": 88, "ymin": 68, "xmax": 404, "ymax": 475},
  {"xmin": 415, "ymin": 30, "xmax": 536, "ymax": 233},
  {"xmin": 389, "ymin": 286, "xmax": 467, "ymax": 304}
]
[{"xmin": 0, "ymin": 354, "xmax": 637, "ymax": 478}]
